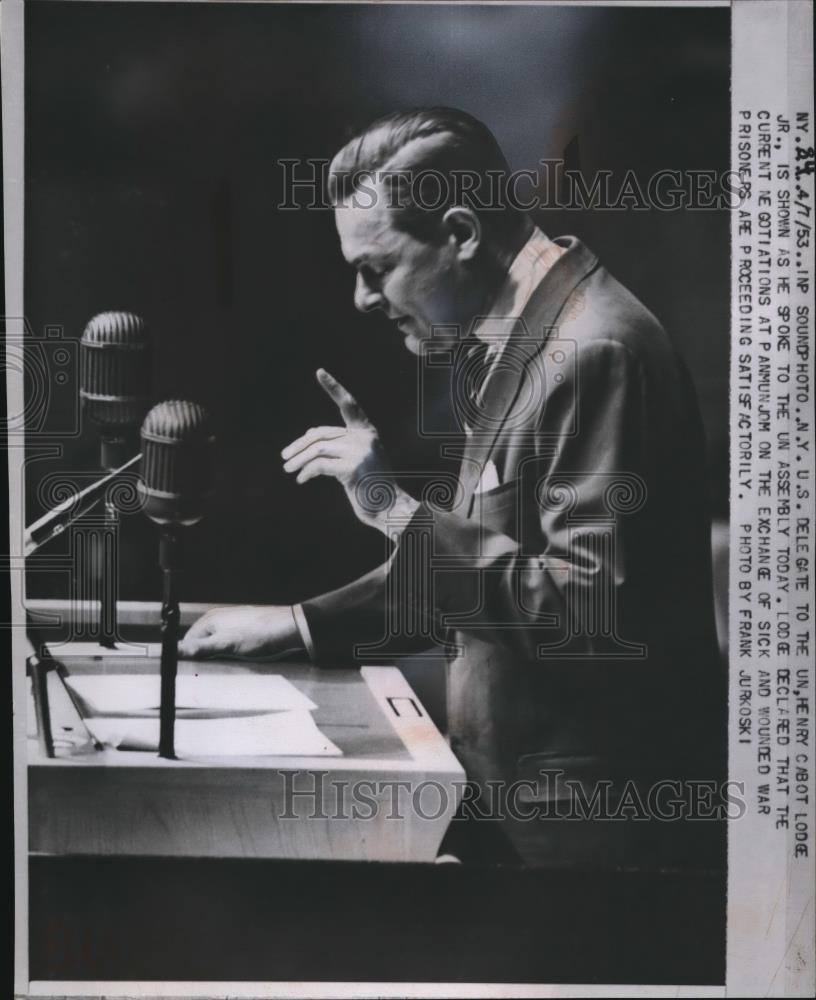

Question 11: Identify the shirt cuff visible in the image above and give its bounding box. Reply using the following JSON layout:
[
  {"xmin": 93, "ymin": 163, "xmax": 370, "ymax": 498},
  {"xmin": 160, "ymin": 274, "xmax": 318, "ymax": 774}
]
[{"xmin": 291, "ymin": 603, "xmax": 315, "ymax": 661}]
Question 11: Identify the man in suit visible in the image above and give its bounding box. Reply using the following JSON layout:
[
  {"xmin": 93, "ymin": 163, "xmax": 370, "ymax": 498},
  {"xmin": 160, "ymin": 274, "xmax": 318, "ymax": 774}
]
[{"xmin": 180, "ymin": 108, "xmax": 726, "ymax": 867}]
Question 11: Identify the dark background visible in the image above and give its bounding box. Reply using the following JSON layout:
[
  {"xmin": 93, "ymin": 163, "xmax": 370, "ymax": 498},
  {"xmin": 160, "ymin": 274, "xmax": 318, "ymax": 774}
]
[{"xmin": 25, "ymin": 1, "xmax": 730, "ymax": 605}]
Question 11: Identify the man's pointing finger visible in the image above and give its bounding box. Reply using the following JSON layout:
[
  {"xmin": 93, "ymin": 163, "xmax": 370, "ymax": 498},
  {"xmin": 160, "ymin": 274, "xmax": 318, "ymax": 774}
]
[{"xmin": 316, "ymin": 368, "xmax": 369, "ymax": 427}]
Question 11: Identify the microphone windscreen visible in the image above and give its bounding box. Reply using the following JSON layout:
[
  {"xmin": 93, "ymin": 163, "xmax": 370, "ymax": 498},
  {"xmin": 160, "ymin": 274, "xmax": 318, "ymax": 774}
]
[
  {"xmin": 80, "ymin": 312, "xmax": 152, "ymax": 431},
  {"xmin": 139, "ymin": 400, "xmax": 214, "ymax": 526}
]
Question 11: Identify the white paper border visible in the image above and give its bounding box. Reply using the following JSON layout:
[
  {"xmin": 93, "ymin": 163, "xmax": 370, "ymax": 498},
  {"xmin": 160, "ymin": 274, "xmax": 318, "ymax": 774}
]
[{"xmin": 4, "ymin": 1, "xmax": 813, "ymax": 997}]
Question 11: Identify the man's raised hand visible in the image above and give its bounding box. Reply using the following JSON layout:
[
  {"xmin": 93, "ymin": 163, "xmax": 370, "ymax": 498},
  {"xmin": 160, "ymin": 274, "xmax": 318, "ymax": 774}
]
[{"xmin": 281, "ymin": 368, "xmax": 417, "ymax": 532}]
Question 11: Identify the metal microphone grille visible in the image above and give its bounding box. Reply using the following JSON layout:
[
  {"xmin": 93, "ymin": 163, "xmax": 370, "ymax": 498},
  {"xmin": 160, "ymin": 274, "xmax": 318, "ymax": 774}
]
[
  {"xmin": 80, "ymin": 312, "xmax": 151, "ymax": 429},
  {"xmin": 139, "ymin": 401, "xmax": 214, "ymax": 526}
]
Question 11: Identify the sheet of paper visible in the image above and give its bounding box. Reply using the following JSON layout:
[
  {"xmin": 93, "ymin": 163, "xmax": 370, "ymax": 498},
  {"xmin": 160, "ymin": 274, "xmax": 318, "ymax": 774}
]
[
  {"xmin": 44, "ymin": 641, "xmax": 164, "ymax": 659},
  {"xmin": 48, "ymin": 642, "xmax": 301, "ymax": 661},
  {"xmin": 65, "ymin": 673, "xmax": 317, "ymax": 716},
  {"xmin": 85, "ymin": 710, "xmax": 341, "ymax": 757}
]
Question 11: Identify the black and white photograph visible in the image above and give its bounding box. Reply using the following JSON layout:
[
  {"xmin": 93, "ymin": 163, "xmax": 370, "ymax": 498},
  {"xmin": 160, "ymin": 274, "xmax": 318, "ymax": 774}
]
[{"xmin": 3, "ymin": 0, "xmax": 814, "ymax": 996}]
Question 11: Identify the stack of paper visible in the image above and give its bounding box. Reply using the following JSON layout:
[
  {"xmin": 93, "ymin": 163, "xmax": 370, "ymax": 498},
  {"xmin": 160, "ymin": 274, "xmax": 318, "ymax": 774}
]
[
  {"xmin": 64, "ymin": 673, "xmax": 341, "ymax": 757},
  {"xmin": 65, "ymin": 673, "xmax": 317, "ymax": 716}
]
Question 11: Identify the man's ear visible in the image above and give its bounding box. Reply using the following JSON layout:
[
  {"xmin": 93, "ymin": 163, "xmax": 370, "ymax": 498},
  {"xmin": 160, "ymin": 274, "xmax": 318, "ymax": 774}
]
[{"xmin": 442, "ymin": 206, "xmax": 481, "ymax": 262}]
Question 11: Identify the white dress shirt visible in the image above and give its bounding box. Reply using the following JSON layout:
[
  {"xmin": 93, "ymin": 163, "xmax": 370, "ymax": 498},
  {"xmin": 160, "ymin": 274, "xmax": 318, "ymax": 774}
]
[{"xmin": 470, "ymin": 226, "xmax": 565, "ymax": 406}]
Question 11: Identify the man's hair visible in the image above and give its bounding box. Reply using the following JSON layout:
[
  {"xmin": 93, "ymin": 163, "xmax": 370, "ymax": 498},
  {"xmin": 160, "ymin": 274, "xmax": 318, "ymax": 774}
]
[{"xmin": 328, "ymin": 107, "xmax": 530, "ymax": 247}]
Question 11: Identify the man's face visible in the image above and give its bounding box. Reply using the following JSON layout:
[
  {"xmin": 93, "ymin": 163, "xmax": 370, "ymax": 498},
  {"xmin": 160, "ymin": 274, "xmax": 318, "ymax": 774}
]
[{"xmin": 334, "ymin": 190, "xmax": 466, "ymax": 355}]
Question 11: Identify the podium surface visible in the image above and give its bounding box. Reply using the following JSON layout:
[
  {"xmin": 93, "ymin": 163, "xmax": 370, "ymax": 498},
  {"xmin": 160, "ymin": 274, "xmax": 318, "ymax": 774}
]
[{"xmin": 28, "ymin": 648, "xmax": 464, "ymax": 862}]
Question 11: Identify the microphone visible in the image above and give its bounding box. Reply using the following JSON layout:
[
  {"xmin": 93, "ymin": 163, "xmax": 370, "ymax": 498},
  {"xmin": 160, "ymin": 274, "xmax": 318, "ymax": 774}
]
[
  {"xmin": 138, "ymin": 401, "xmax": 214, "ymax": 758},
  {"xmin": 139, "ymin": 400, "xmax": 213, "ymax": 527},
  {"xmin": 80, "ymin": 311, "xmax": 151, "ymax": 646},
  {"xmin": 80, "ymin": 312, "xmax": 152, "ymax": 471}
]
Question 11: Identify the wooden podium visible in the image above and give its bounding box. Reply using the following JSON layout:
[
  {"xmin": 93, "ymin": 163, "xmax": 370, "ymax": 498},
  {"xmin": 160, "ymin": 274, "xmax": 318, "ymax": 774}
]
[
  {"xmin": 24, "ymin": 609, "xmax": 727, "ymax": 988},
  {"xmin": 27, "ymin": 626, "xmax": 464, "ymax": 863}
]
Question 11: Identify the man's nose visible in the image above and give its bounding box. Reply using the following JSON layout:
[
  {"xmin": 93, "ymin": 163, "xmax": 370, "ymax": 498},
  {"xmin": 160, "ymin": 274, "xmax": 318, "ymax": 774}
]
[{"xmin": 354, "ymin": 273, "xmax": 384, "ymax": 313}]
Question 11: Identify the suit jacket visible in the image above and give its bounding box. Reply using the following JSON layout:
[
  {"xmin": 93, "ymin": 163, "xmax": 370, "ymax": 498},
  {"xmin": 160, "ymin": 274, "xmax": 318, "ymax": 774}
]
[{"xmin": 302, "ymin": 236, "xmax": 726, "ymax": 867}]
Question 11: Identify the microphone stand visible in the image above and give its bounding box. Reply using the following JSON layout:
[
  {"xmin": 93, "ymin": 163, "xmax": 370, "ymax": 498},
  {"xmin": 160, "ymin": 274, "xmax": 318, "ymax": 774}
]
[
  {"xmin": 27, "ymin": 645, "xmax": 55, "ymax": 759},
  {"xmin": 25, "ymin": 631, "xmax": 103, "ymax": 758},
  {"xmin": 98, "ymin": 435, "xmax": 133, "ymax": 649},
  {"xmin": 99, "ymin": 496, "xmax": 119, "ymax": 649},
  {"xmin": 24, "ymin": 454, "xmax": 141, "ymax": 558},
  {"xmin": 139, "ymin": 398, "xmax": 213, "ymax": 762},
  {"xmin": 158, "ymin": 529, "xmax": 181, "ymax": 759},
  {"xmin": 25, "ymin": 455, "xmax": 139, "ymax": 652}
]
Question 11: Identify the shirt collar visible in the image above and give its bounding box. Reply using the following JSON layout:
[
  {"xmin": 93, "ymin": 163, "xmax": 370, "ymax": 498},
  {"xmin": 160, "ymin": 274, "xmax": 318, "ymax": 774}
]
[{"xmin": 473, "ymin": 227, "xmax": 566, "ymax": 352}]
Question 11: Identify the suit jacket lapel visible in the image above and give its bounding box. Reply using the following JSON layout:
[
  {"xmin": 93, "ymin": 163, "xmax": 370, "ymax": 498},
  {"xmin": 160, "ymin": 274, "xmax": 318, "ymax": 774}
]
[{"xmin": 458, "ymin": 237, "xmax": 600, "ymax": 512}]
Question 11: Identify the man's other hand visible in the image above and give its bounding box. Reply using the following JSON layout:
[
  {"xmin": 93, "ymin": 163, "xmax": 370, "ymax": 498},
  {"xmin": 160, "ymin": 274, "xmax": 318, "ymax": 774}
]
[
  {"xmin": 178, "ymin": 605, "xmax": 303, "ymax": 660},
  {"xmin": 281, "ymin": 368, "xmax": 418, "ymax": 533}
]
